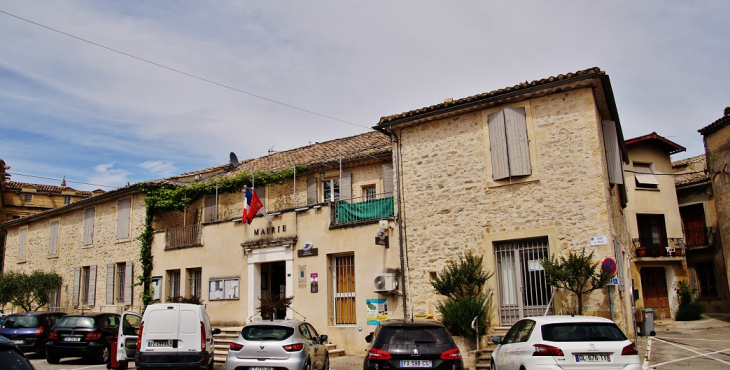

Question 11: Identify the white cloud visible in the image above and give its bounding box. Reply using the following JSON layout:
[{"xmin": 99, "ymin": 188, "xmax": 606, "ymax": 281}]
[
  {"xmin": 84, "ymin": 163, "xmax": 131, "ymax": 190},
  {"xmin": 139, "ymin": 160, "xmax": 176, "ymax": 178}
]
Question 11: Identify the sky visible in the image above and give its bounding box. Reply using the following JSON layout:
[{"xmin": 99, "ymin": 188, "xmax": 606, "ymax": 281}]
[{"xmin": 0, "ymin": 1, "xmax": 728, "ymax": 190}]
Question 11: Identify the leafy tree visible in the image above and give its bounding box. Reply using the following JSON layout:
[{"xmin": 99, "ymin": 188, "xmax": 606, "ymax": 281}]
[
  {"xmin": 258, "ymin": 292, "xmax": 294, "ymax": 321},
  {"xmin": 541, "ymin": 249, "xmax": 611, "ymax": 315},
  {"xmin": 0, "ymin": 272, "xmax": 21, "ymax": 311},
  {"xmin": 432, "ymin": 251, "xmax": 494, "ymax": 341},
  {"xmin": 2, "ymin": 271, "xmax": 62, "ymax": 312},
  {"xmin": 674, "ymin": 280, "xmax": 705, "ymax": 321}
]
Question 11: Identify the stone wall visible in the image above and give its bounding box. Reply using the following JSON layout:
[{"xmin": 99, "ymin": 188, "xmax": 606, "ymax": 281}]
[
  {"xmin": 2, "ymin": 191, "xmax": 146, "ymax": 313},
  {"xmin": 396, "ymin": 88, "xmax": 629, "ymax": 329},
  {"xmin": 704, "ymin": 123, "xmax": 730, "ymax": 302}
]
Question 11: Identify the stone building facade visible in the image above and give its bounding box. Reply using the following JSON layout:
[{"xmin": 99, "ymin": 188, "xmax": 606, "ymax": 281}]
[{"xmin": 375, "ymin": 68, "xmax": 635, "ymax": 335}]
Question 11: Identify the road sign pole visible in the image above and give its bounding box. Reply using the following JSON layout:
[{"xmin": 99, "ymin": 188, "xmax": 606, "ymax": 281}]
[{"xmin": 609, "ymin": 285, "xmax": 615, "ymax": 322}]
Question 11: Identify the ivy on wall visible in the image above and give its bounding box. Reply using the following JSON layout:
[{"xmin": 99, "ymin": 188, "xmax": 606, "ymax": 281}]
[{"xmin": 136, "ymin": 164, "xmax": 309, "ymax": 305}]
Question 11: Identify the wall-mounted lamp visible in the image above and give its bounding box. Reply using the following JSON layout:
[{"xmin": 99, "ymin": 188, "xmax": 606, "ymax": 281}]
[{"xmin": 320, "ymin": 171, "xmax": 325, "ymax": 182}]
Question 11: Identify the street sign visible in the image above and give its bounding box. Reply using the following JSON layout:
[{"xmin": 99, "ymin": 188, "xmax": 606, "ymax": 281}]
[
  {"xmin": 602, "ymin": 258, "xmax": 617, "ymax": 276},
  {"xmin": 590, "ymin": 235, "xmax": 609, "ymax": 246},
  {"xmin": 607, "ymin": 277, "xmax": 620, "ymax": 285}
]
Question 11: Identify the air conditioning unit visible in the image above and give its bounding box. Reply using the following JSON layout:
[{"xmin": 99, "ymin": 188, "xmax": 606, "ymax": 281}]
[{"xmin": 374, "ymin": 273, "xmax": 397, "ymax": 293}]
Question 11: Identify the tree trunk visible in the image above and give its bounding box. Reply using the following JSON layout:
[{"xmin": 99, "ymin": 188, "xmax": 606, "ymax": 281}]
[{"xmin": 577, "ymin": 292, "xmax": 583, "ymax": 315}]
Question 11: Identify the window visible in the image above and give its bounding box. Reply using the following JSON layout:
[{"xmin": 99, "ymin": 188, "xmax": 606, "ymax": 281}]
[
  {"xmin": 488, "ymin": 107, "xmax": 531, "ymax": 181},
  {"xmin": 18, "ymin": 228, "xmax": 27, "ymax": 260},
  {"xmin": 151, "ymin": 276, "xmax": 162, "ymax": 302},
  {"xmin": 332, "ymin": 254, "xmax": 356, "ymax": 325},
  {"xmin": 116, "ymin": 262, "xmax": 128, "ymax": 303},
  {"xmin": 24, "ymin": 193, "xmax": 32, "ymax": 202},
  {"xmin": 363, "ymin": 185, "xmax": 377, "ymax": 201},
  {"xmin": 167, "ymin": 270, "xmax": 181, "ymax": 300},
  {"xmin": 323, "ymin": 179, "xmax": 340, "ymax": 202},
  {"xmin": 117, "ymin": 198, "xmax": 131, "ymax": 239},
  {"xmin": 83, "ymin": 208, "xmax": 95, "ymax": 246},
  {"xmin": 209, "ymin": 278, "xmax": 239, "ymax": 300},
  {"xmin": 49, "ymin": 221, "xmax": 60, "ymax": 255},
  {"xmin": 681, "ymin": 204, "xmax": 708, "ymax": 248},
  {"xmin": 74, "ymin": 265, "xmax": 97, "ymax": 307},
  {"xmin": 696, "ymin": 262, "xmax": 717, "ymax": 297},
  {"xmin": 49, "ymin": 286, "xmax": 61, "ymax": 310},
  {"xmin": 634, "ymin": 163, "xmax": 658, "ymax": 189},
  {"xmin": 81, "ymin": 266, "xmax": 91, "ymax": 305},
  {"xmin": 64, "ymin": 195, "xmax": 72, "ymax": 205},
  {"xmin": 203, "ymin": 197, "xmax": 218, "ymax": 223},
  {"xmin": 637, "ymin": 214, "xmax": 668, "ymax": 256},
  {"xmin": 187, "ymin": 268, "xmax": 202, "ymax": 297}
]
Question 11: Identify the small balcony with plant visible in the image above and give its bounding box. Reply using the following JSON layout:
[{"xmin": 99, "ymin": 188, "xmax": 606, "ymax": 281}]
[
  {"xmin": 330, "ymin": 192, "xmax": 394, "ymax": 227},
  {"xmin": 632, "ymin": 237, "xmax": 686, "ymax": 259}
]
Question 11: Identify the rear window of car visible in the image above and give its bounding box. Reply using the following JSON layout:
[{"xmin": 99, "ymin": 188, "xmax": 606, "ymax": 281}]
[
  {"xmin": 0, "ymin": 347, "xmax": 34, "ymax": 370},
  {"xmin": 376, "ymin": 326, "xmax": 451, "ymax": 344},
  {"xmin": 541, "ymin": 323, "xmax": 627, "ymax": 342},
  {"xmin": 55, "ymin": 316, "xmax": 96, "ymax": 328},
  {"xmin": 241, "ymin": 325, "xmax": 294, "ymax": 341},
  {"xmin": 2, "ymin": 315, "xmax": 40, "ymax": 328}
]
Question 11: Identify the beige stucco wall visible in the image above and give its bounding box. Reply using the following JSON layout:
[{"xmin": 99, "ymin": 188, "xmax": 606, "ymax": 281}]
[
  {"xmin": 394, "ymin": 87, "xmax": 632, "ymax": 333},
  {"xmin": 2, "ymin": 191, "xmax": 146, "ymax": 313}
]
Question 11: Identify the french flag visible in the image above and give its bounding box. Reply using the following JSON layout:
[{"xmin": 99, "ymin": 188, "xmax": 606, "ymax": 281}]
[{"xmin": 242, "ymin": 188, "xmax": 264, "ymax": 224}]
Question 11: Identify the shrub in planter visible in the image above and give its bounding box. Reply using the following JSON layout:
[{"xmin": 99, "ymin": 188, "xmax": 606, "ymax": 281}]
[{"xmin": 675, "ymin": 301, "xmax": 705, "ymax": 321}]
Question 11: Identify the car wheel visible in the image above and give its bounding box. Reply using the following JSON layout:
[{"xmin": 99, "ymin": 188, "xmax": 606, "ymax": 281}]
[
  {"xmin": 207, "ymin": 357, "xmax": 214, "ymax": 370},
  {"xmin": 96, "ymin": 345, "xmax": 110, "ymax": 364},
  {"xmin": 322, "ymin": 354, "xmax": 330, "ymax": 370},
  {"xmin": 303, "ymin": 359, "xmax": 312, "ymax": 370},
  {"xmin": 490, "ymin": 359, "xmax": 496, "ymax": 370},
  {"xmin": 46, "ymin": 352, "xmax": 60, "ymax": 364}
]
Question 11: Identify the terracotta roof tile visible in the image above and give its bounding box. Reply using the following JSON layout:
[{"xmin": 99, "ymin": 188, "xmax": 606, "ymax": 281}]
[
  {"xmin": 377, "ymin": 67, "xmax": 605, "ymax": 125},
  {"xmin": 672, "ymin": 154, "xmax": 709, "ymax": 187},
  {"xmin": 699, "ymin": 110, "xmax": 730, "ymax": 136},
  {"xmin": 625, "ymin": 132, "xmax": 685, "ymax": 155},
  {"xmin": 5, "ymin": 181, "xmax": 93, "ymax": 196},
  {"xmin": 224, "ymin": 131, "xmax": 390, "ymax": 178}
]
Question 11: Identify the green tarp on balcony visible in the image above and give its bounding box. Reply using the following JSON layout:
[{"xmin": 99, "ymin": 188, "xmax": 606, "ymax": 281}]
[{"xmin": 336, "ymin": 197, "xmax": 394, "ymax": 223}]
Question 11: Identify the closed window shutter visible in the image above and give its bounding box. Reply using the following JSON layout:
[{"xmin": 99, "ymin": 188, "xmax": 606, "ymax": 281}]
[
  {"xmin": 602, "ymin": 120, "xmax": 624, "ymax": 185},
  {"xmin": 504, "ymin": 107, "xmax": 531, "ymax": 177},
  {"xmin": 382, "ymin": 163, "xmax": 394, "ymax": 196},
  {"xmin": 106, "ymin": 263, "xmax": 115, "ymax": 305},
  {"xmin": 307, "ymin": 178, "xmax": 317, "ymax": 205},
  {"xmin": 488, "ymin": 110, "xmax": 510, "ymax": 180},
  {"xmin": 49, "ymin": 221, "xmax": 59, "ymax": 255},
  {"xmin": 117, "ymin": 199, "xmax": 131, "ymax": 239},
  {"xmin": 124, "ymin": 261, "xmax": 133, "ymax": 305},
  {"xmin": 203, "ymin": 197, "xmax": 217, "ymax": 222},
  {"xmin": 83, "ymin": 208, "xmax": 95, "ymax": 245},
  {"xmin": 255, "ymin": 187, "xmax": 266, "ymax": 208},
  {"xmin": 340, "ymin": 172, "xmax": 352, "ymax": 202},
  {"xmin": 73, "ymin": 267, "xmax": 81, "ymax": 307},
  {"xmin": 88, "ymin": 265, "xmax": 97, "ymax": 306},
  {"xmin": 18, "ymin": 229, "xmax": 27, "ymax": 260}
]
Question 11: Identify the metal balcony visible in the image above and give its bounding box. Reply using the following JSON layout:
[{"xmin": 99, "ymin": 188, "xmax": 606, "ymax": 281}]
[
  {"xmin": 165, "ymin": 224, "xmax": 203, "ymax": 249},
  {"xmin": 331, "ymin": 193, "xmax": 394, "ymax": 226},
  {"xmin": 683, "ymin": 227, "xmax": 712, "ymax": 250}
]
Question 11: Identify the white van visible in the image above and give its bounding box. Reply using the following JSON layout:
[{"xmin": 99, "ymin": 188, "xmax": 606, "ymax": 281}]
[{"xmin": 129, "ymin": 303, "xmax": 220, "ymax": 370}]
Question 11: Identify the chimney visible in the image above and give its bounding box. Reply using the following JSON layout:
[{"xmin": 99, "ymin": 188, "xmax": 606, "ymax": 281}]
[{"xmin": 724, "ymin": 106, "xmax": 730, "ymax": 117}]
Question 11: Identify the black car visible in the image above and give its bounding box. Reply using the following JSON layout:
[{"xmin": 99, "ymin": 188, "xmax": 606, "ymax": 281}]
[
  {"xmin": 0, "ymin": 312, "xmax": 65, "ymax": 355},
  {"xmin": 364, "ymin": 319, "xmax": 463, "ymax": 370},
  {"xmin": 0, "ymin": 335, "xmax": 36, "ymax": 370},
  {"xmin": 45, "ymin": 312, "xmax": 120, "ymax": 364}
]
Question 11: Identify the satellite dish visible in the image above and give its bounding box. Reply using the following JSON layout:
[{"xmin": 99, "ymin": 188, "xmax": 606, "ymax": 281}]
[{"xmin": 230, "ymin": 152, "xmax": 239, "ymax": 167}]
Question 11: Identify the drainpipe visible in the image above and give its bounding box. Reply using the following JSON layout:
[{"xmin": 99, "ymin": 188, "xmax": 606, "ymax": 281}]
[{"xmin": 391, "ymin": 128, "xmax": 408, "ymax": 319}]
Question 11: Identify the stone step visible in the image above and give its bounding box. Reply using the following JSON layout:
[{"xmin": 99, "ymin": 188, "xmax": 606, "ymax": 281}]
[{"xmin": 328, "ymin": 348, "xmax": 345, "ymax": 357}]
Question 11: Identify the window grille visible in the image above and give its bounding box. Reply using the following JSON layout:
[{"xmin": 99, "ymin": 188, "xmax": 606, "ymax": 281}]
[{"xmin": 332, "ymin": 254, "xmax": 356, "ymax": 325}]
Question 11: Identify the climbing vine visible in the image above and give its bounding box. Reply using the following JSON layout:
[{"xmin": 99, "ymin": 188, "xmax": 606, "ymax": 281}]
[{"xmin": 136, "ymin": 164, "xmax": 309, "ymax": 306}]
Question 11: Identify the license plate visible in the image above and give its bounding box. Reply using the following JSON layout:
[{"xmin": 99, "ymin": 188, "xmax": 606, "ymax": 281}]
[
  {"xmin": 400, "ymin": 360, "xmax": 432, "ymax": 368},
  {"xmin": 63, "ymin": 337, "xmax": 81, "ymax": 342},
  {"xmin": 148, "ymin": 340, "xmax": 173, "ymax": 347},
  {"xmin": 12, "ymin": 340, "xmax": 23, "ymax": 344},
  {"xmin": 576, "ymin": 354, "xmax": 610, "ymax": 362},
  {"xmin": 250, "ymin": 367, "xmax": 273, "ymax": 370}
]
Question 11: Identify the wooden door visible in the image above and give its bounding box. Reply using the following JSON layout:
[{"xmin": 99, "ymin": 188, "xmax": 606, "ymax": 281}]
[{"xmin": 641, "ymin": 267, "xmax": 670, "ymax": 318}]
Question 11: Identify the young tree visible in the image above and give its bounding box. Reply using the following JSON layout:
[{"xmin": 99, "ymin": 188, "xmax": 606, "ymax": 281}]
[
  {"xmin": 541, "ymin": 249, "xmax": 611, "ymax": 315},
  {"xmin": 10, "ymin": 271, "xmax": 63, "ymax": 312},
  {"xmin": 0, "ymin": 271, "xmax": 21, "ymax": 311}
]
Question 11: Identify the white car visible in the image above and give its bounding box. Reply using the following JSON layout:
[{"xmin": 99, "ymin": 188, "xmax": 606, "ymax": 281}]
[{"xmin": 490, "ymin": 315, "xmax": 641, "ymax": 370}]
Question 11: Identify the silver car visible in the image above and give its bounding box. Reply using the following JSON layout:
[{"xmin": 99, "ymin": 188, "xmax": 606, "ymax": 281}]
[{"xmin": 226, "ymin": 320, "xmax": 329, "ymax": 370}]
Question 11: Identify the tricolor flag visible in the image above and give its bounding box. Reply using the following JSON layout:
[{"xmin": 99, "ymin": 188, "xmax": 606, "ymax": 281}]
[{"xmin": 242, "ymin": 187, "xmax": 264, "ymax": 224}]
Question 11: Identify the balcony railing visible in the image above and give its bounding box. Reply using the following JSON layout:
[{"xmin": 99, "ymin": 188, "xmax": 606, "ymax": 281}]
[
  {"xmin": 683, "ymin": 227, "xmax": 711, "ymax": 249},
  {"xmin": 632, "ymin": 238, "xmax": 686, "ymax": 258},
  {"xmin": 165, "ymin": 224, "xmax": 202, "ymax": 249},
  {"xmin": 332, "ymin": 193, "xmax": 394, "ymax": 225}
]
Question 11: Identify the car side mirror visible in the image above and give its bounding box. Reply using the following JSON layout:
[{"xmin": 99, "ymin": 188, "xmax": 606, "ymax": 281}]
[
  {"xmin": 212, "ymin": 328, "xmax": 221, "ymax": 335},
  {"xmin": 365, "ymin": 333, "xmax": 373, "ymax": 343},
  {"xmin": 319, "ymin": 334, "xmax": 328, "ymax": 343},
  {"xmin": 492, "ymin": 336, "xmax": 503, "ymax": 344}
]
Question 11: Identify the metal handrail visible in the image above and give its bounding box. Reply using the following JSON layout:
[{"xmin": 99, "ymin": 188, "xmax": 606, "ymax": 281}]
[{"xmin": 471, "ymin": 289, "xmax": 494, "ymax": 351}]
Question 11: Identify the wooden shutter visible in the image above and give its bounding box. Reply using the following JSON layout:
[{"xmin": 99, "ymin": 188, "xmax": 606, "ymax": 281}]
[
  {"xmin": 18, "ymin": 229, "xmax": 27, "ymax": 260},
  {"xmin": 124, "ymin": 261, "xmax": 133, "ymax": 305},
  {"xmin": 203, "ymin": 197, "xmax": 217, "ymax": 223},
  {"xmin": 307, "ymin": 178, "xmax": 317, "ymax": 205},
  {"xmin": 488, "ymin": 110, "xmax": 510, "ymax": 180},
  {"xmin": 73, "ymin": 267, "xmax": 81, "ymax": 307},
  {"xmin": 83, "ymin": 208, "xmax": 95, "ymax": 245},
  {"xmin": 504, "ymin": 107, "xmax": 531, "ymax": 177},
  {"xmin": 340, "ymin": 172, "xmax": 352, "ymax": 202},
  {"xmin": 106, "ymin": 263, "xmax": 115, "ymax": 305},
  {"xmin": 117, "ymin": 198, "xmax": 131, "ymax": 239},
  {"xmin": 602, "ymin": 120, "xmax": 624, "ymax": 185},
  {"xmin": 88, "ymin": 265, "xmax": 97, "ymax": 306},
  {"xmin": 49, "ymin": 221, "xmax": 59, "ymax": 255},
  {"xmin": 382, "ymin": 163, "xmax": 394, "ymax": 196},
  {"xmin": 255, "ymin": 187, "xmax": 266, "ymax": 207}
]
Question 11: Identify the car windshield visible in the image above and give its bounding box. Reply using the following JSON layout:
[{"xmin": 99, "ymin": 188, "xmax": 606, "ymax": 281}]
[
  {"xmin": 0, "ymin": 347, "xmax": 34, "ymax": 370},
  {"xmin": 55, "ymin": 316, "xmax": 96, "ymax": 328},
  {"xmin": 2, "ymin": 316, "xmax": 40, "ymax": 328},
  {"xmin": 241, "ymin": 325, "xmax": 294, "ymax": 341},
  {"xmin": 541, "ymin": 323, "xmax": 627, "ymax": 342},
  {"xmin": 377, "ymin": 326, "xmax": 450, "ymax": 344}
]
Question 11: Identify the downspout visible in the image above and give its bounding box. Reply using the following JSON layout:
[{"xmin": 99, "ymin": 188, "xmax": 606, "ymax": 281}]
[{"xmin": 391, "ymin": 127, "xmax": 408, "ymax": 319}]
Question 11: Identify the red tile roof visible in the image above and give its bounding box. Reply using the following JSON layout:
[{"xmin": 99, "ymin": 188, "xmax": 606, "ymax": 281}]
[
  {"xmin": 625, "ymin": 132, "xmax": 686, "ymax": 155},
  {"xmin": 5, "ymin": 181, "xmax": 93, "ymax": 196},
  {"xmin": 699, "ymin": 110, "xmax": 730, "ymax": 136}
]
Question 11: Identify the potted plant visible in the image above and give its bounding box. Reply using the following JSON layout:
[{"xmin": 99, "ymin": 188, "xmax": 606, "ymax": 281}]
[{"xmin": 636, "ymin": 247, "xmax": 647, "ymax": 257}]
